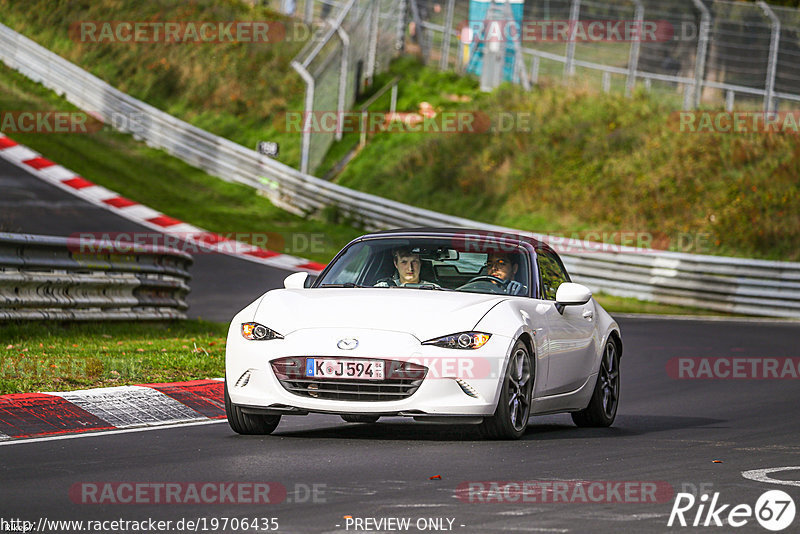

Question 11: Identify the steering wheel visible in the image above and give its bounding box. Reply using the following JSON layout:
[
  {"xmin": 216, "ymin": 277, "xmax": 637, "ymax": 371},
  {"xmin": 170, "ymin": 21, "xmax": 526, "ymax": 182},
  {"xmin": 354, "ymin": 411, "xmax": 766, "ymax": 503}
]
[
  {"xmin": 458, "ymin": 276, "xmax": 527, "ymax": 295},
  {"xmin": 465, "ymin": 275, "xmax": 506, "ymax": 287},
  {"xmin": 457, "ymin": 275, "xmax": 508, "ymax": 293}
]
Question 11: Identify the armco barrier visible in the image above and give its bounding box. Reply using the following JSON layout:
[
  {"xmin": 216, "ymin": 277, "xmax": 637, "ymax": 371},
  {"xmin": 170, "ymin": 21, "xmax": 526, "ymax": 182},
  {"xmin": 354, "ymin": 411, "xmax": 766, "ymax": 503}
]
[
  {"xmin": 0, "ymin": 233, "xmax": 192, "ymax": 320},
  {"xmin": 1, "ymin": 23, "xmax": 799, "ymax": 318}
]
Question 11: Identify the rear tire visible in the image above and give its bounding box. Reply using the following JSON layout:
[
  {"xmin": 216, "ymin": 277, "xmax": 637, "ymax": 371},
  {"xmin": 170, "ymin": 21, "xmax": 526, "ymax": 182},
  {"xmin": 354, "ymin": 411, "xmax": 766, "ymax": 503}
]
[
  {"xmin": 479, "ymin": 339, "xmax": 533, "ymax": 440},
  {"xmin": 571, "ymin": 338, "xmax": 620, "ymax": 427},
  {"xmin": 225, "ymin": 379, "xmax": 281, "ymax": 435}
]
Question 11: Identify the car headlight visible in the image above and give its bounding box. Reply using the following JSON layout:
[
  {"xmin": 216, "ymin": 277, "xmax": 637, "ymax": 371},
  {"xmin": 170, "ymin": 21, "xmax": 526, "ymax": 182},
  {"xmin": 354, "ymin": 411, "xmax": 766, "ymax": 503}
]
[
  {"xmin": 422, "ymin": 332, "xmax": 491, "ymax": 349},
  {"xmin": 241, "ymin": 322, "xmax": 283, "ymax": 340}
]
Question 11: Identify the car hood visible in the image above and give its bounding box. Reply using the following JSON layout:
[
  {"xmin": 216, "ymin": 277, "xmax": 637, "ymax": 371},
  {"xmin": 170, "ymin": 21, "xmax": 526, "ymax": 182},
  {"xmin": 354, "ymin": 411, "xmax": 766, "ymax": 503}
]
[{"xmin": 250, "ymin": 288, "xmax": 508, "ymax": 341}]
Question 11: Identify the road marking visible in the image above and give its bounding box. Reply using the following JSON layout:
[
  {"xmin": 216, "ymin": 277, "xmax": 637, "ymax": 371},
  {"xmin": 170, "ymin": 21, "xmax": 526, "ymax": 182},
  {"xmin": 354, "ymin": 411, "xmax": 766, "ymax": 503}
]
[
  {"xmin": 0, "ymin": 419, "xmax": 225, "ymax": 447},
  {"xmin": 742, "ymin": 466, "xmax": 800, "ymax": 487}
]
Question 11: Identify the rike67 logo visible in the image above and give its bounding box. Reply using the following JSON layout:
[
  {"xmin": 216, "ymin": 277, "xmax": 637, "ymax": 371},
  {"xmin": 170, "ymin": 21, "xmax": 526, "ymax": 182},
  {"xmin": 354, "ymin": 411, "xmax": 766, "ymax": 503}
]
[{"xmin": 668, "ymin": 490, "xmax": 796, "ymax": 531}]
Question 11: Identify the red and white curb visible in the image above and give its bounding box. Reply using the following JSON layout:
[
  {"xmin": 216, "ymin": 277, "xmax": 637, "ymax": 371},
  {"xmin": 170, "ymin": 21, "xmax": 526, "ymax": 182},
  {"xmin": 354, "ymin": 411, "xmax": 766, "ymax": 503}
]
[
  {"xmin": 0, "ymin": 379, "xmax": 226, "ymax": 441},
  {"xmin": 0, "ymin": 133, "xmax": 326, "ymax": 273}
]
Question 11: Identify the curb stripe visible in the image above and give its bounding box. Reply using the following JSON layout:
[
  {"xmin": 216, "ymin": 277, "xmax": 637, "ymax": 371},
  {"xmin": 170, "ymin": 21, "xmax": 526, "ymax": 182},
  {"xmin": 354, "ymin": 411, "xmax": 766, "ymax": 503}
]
[
  {"xmin": 0, "ymin": 137, "xmax": 18, "ymax": 149},
  {"xmin": 245, "ymin": 249, "xmax": 281, "ymax": 259},
  {"xmin": 297, "ymin": 261, "xmax": 327, "ymax": 271},
  {"xmin": 0, "ymin": 393, "xmax": 114, "ymax": 438},
  {"xmin": 22, "ymin": 156, "xmax": 55, "ymax": 169},
  {"xmin": 143, "ymin": 380, "xmax": 225, "ymax": 419},
  {"xmin": 62, "ymin": 176, "xmax": 94, "ymax": 189},
  {"xmin": 0, "ymin": 134, "xmax": 326, "ymax": 273},
  {"xmin": 52, "ymin": 386, "xmax": 204, "ymax": 429},
  {"xmin": 103, "ymin": 196, "xmax": 138, "ymax": 208},
  {"xmin": 0, "ymin": 380, "xmax": 228, "ymax": 442},
  {"xmin": 147, "ymin": 215, "xmax": 183, "ymax": 228}
]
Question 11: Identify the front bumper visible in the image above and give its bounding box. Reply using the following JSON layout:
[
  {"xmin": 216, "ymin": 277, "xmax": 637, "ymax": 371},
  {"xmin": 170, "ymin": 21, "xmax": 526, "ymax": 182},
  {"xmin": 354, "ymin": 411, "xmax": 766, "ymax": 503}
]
[{"xmin": 225, "ymin": 327, "xmax": 513, "ymax": 418}]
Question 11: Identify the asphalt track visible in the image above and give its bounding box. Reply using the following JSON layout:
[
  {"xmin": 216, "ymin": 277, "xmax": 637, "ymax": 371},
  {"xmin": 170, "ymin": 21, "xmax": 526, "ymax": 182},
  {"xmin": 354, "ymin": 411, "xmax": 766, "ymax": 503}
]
[{"xmin": 2, "ymin": 156, "xmax": 800, "ymax": 533}]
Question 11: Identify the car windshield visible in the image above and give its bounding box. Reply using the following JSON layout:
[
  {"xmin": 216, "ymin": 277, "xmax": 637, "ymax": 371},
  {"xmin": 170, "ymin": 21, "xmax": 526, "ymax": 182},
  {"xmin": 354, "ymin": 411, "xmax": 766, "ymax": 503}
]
[{"xmin": 315, "ymin": 236, "xmax": 531, "ymax": 296}]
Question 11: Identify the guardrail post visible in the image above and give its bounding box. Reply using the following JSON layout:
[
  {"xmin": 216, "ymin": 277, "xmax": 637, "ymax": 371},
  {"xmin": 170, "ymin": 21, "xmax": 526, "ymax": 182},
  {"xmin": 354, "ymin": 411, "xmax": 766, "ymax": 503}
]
[
  {"xmin": 564, "ymin": 0, "xmax": 581, "ymax": 77},
  {"xmin": 625, "ymin": 0, "xmax": 643, "ymax": 97},
  {"xmin": 335, "ymin": 25, "xmax": 350, "ymax": 142},
  {"xmin": 440, "ymin": 0, "xmax": 456, "ymax": 70},
  {"xmin": 291, "ymin": 60, "xmax": 315, "ymax": 175},
  {"xmin": 758, "ymin": 1, "xmax": 780, "ymax": 112},
  {"xmin": 691, "ymin": 0, "xmax": 710, "ymax": 109}
]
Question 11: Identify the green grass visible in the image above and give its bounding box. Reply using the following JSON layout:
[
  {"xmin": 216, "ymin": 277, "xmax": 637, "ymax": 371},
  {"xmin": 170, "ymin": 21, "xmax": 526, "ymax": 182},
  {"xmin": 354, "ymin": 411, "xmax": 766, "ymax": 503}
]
[
  {"xmin": 0, "ymin": 62, "xmax": 362, "ymax": 263},
  {"xmin": 333, "ymin": 60, "xmax": 800, "ymax": 262},
  {"xmin": 0, "ymin": 320, "xmax": 227, "ymax": 395}
]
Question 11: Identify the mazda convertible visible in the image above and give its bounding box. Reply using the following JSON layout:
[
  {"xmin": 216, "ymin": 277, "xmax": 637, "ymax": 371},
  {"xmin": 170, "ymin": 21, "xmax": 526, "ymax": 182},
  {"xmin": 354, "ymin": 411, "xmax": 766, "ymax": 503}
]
[{"xmin": 225, "ymin": 228, "xmax": 622, "ymax": 439}]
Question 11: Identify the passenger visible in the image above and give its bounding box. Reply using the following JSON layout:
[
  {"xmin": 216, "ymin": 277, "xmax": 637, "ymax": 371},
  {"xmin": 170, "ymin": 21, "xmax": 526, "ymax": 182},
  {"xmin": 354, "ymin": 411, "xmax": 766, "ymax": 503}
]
[{"xmin": 375, "ymin": 247, "xmax": 438, "ymax": 287}]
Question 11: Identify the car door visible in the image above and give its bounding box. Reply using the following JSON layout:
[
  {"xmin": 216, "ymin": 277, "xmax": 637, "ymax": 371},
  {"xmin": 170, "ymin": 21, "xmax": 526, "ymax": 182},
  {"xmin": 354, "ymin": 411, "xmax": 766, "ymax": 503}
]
[{"xmin": 536, "ymin": 249, "xmax": 598, "ymax": 396}]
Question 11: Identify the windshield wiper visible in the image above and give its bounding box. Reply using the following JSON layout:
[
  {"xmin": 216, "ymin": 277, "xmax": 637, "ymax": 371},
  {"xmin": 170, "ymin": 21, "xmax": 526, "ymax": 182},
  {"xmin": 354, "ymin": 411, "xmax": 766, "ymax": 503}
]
[
  {"xmin": 418, "ymin": 284, "xmax": 452, "ymax": 291},
  {"xmin": 389, "ymin": 284, "xmax": 452, "ymax": 291},
  {"xmin": 318, "ymin": 283, "xmax": 365, "ymax": 288}
]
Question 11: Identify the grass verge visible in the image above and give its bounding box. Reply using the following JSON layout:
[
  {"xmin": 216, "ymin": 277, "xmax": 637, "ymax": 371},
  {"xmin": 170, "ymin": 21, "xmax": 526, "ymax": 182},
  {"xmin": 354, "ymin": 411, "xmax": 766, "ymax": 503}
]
[
  {"xmin": 0, "ymin": 320, "xmax": 227, "ymax": 395},
  {"xmin": 335, "ymin": 59, "xmax": 800, "ymax": 262}
]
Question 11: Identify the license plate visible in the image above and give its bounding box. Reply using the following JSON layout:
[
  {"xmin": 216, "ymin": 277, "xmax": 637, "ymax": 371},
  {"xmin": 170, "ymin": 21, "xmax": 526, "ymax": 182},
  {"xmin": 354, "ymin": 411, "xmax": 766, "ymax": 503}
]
[{"xmin": 305, "ymin": 359, "xmax": 384, "ymax": 380}]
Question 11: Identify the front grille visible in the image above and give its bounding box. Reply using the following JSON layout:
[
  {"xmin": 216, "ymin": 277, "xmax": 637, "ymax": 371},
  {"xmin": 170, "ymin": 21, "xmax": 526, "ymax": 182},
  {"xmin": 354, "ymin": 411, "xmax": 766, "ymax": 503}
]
[{"xmin": 271, "ymin": 357, "xmax": 427, "ymax": 402}]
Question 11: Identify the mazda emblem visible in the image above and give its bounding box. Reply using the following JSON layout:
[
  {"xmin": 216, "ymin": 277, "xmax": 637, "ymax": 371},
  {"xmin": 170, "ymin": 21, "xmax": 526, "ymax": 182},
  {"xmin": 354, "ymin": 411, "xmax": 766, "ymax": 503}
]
[{"xmin": 337, "ymin": 338, "xmax": 358, "ymax": 350}]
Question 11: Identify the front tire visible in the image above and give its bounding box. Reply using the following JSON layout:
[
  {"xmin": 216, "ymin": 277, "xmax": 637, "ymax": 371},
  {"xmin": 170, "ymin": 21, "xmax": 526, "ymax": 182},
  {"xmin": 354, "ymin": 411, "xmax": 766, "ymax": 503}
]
[
  {"xmin": 225, "ymin": 380, "xmax": 281, "ymax": 435},
  {"xmin": 341, "ymin": 415, "xmax": 380, "ymax": 423},
  {"xmin": 480, "ymin": 339, "xmax": 533, "ymax": 440},
  {"xmin": 571, "ymin": 338, "xmax": 620, "ymax": 427}
]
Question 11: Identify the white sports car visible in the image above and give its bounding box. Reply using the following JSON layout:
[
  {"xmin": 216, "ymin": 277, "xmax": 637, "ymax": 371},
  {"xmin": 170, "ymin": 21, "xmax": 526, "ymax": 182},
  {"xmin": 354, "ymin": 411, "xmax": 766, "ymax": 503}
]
[{"xmin": 225, "ymin": 228, "xmax": 622, "ymax": 439}]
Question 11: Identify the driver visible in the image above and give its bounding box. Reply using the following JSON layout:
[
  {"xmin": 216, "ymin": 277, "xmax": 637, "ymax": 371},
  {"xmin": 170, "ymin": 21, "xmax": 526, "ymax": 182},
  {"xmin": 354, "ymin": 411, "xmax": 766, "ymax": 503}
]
[
  {"xmin": 375, "ymin": 247, "xmax": 438, "ymax": 287},
  {"xmin": 485, "ymin": 252, "xmax": 524, "ymax": 295}
]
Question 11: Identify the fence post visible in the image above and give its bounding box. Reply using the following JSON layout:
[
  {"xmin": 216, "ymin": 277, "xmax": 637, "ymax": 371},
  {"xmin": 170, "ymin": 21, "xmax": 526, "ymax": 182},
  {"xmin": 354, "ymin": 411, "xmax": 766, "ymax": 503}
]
[
  {"xmin": 531, "ymin": 55, "xmax": 540, "ymax": 85},
  {"xmin": 625, "ymin": 0, "xmax": 643, "ymax": 97},
  {"xmin": 409, "ymin": 0, "xmax": 430, "ymax": 62},
  {"xmin": 396, "ymin": 0, "xmax": 407, "ymax": 51},
  {"xmin": 758, "ymin": 1, "xmax": 780, "ymax": 112},
  {"xmin": 691, "ymin": 0, "xmax": 710, "ymax": 109},
  {"xmin": 291, "ymin": 61, "xmax": 315, "ymax": 175},
  {"xmin": 564, "ymin": 0, "xmax": 581, "ymax": 77},
  {"xmin": 366, "ymin": 0, "xmax": 380, "ymax": 84},
  {"xmin": 440, "ymin": 0, "xmax": 456, "ymax": 70},
  {"xmin": 335, "ymin": 25, "xmax": 350, "ymax": 142},
  {"xmin": 682, "ymin": 84, "xmax": 692, "ymax": 110},
  {"xmin": 304, "ymin": 0, "xmax": 314, "ymax": 24}
]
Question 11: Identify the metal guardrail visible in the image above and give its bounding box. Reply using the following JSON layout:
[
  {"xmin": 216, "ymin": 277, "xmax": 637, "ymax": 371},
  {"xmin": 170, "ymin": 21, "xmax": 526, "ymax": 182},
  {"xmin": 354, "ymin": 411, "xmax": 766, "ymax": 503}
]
[
  {"xmin": 0, "ymin": 233, "xmax": 192, "ymax": 320},
  {"xmin": 1, "ymin": 23, "xmax": 799, "ymax": 318}
]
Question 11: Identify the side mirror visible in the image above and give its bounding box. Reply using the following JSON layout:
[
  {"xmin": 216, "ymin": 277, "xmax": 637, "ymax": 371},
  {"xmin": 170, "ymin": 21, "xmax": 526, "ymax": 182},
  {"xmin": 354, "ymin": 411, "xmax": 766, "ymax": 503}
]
[
  {"xmin": 555, "ymin": 282, "xmax": 592, "ymax": 313},
  {"xmin": 284, "ymin": 271, "xmax": 309, "ymax": 289}
]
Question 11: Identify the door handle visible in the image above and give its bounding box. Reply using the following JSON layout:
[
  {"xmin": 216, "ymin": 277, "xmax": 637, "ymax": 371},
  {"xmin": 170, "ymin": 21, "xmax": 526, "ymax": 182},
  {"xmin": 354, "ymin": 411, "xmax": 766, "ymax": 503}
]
[{"xmin": 582, "ymin": 310, "xmax": 594, "ymax": 320}]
